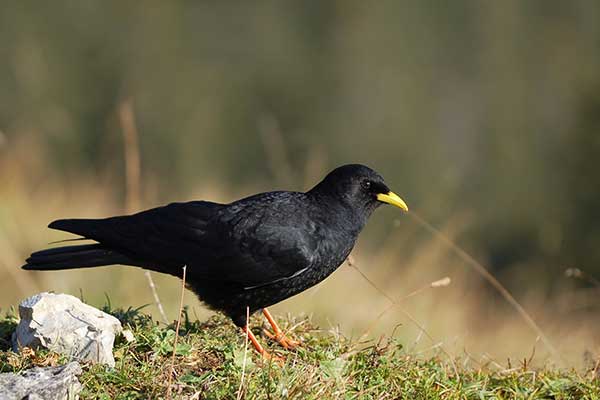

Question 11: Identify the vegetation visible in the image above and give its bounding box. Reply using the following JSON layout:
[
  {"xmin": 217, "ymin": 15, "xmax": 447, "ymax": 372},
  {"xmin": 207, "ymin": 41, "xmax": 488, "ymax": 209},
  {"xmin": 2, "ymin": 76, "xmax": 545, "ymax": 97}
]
[{"xmin": 1, "ymin": 307, "xmax": 599, "ymax": 399}]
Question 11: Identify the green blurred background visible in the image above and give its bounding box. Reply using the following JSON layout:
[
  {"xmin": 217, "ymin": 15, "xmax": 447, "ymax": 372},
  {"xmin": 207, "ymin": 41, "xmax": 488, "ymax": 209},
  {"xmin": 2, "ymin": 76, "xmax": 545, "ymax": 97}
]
[{"xmin": 1, "ymin": 1, "xmax": 599, "ymax": 364}]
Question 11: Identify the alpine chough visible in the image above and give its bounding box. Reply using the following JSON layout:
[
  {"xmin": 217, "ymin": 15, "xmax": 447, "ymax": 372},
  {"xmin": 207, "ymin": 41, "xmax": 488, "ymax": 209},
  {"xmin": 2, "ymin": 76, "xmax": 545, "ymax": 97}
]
[{"xmin": 23, "ymin": 164, "xmax": 408, "ymax": 357}]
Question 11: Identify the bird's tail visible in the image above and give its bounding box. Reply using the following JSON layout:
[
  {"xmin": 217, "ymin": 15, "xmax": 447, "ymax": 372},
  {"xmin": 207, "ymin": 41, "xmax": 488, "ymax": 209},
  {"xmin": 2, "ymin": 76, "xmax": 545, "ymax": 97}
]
[{"xmin": 22, "ymin": 243, "xmax": 133, "ymax": 271}]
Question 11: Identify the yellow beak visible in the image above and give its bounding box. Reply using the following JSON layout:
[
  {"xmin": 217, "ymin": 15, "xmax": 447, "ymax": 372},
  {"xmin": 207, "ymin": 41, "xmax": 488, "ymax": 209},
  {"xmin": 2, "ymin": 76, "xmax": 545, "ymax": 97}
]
[{"xmin": 376, "ymin": 191, "xmax": 409, "ymax": 212}]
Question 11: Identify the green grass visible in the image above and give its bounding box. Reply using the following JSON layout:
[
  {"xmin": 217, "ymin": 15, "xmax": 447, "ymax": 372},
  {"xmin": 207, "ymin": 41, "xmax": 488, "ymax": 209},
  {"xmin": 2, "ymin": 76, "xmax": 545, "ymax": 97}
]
[{"xmin": 1, "ymin": 306, "xmax": 599, "ymax": 399}]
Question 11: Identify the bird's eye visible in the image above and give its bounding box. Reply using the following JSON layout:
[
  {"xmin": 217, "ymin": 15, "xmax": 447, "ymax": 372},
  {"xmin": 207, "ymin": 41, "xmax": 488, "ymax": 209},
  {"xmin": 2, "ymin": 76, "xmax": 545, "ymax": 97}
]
[{"xmin": 361, "ymin": 181, "xmax": 372, "ymax": 190}]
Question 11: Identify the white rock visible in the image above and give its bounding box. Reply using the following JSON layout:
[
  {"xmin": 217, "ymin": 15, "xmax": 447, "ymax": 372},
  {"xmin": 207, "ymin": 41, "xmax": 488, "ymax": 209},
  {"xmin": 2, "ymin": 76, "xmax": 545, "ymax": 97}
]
[
  {"xmin": 12, "ymin": 292, "xmax": 122, "ymax": 367},
  {"xmin": 0, "ymin": 362, "xmax": 82, "ymax": 400}
]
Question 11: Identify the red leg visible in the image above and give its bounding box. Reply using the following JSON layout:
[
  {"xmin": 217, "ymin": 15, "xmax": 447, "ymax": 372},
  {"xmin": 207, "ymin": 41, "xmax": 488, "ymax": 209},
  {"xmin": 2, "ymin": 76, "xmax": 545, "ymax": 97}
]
[
  {"xmin": 262, "ymin": 308, "xmax": 301, "ymax": 349},
  {"xmin": 241, "ymin": 326, "xmax": 282, "ymax": 362},
  {"xmin": 242, "ymin": 325, "xmax": 266, "ymax": 356}
]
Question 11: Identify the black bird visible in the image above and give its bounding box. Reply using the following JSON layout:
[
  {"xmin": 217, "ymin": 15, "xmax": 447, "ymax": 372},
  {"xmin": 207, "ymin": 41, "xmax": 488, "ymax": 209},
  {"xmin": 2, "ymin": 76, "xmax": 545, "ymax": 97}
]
[{"xmin": 23, "ymin": 164, "xmax": 408, "ymax": 357}]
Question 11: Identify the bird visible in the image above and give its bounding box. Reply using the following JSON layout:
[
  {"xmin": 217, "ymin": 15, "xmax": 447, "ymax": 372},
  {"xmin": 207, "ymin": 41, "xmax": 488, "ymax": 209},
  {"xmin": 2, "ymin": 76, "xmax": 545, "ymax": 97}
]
[{"xmin": 23, "ymin": 164, "xmax": 408, "ymax": 358}]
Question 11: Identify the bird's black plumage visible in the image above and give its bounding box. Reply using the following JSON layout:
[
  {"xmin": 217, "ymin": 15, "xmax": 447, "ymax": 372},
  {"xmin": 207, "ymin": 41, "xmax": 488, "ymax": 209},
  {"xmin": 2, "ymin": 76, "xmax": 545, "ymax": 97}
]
[{"xmin": 23, "ymin": 164, "xmax": 407, "ymax": 327}]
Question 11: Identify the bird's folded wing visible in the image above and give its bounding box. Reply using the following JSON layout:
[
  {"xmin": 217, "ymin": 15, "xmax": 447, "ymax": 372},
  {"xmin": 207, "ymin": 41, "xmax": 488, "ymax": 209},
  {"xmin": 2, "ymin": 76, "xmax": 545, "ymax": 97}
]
[
  {"xmin": 213, "ymin": 222, "xmax": 318, "ymax": 287},
  {"xmin": 49, "ymin": 200, "xmax": 318, "ymax": 287}
]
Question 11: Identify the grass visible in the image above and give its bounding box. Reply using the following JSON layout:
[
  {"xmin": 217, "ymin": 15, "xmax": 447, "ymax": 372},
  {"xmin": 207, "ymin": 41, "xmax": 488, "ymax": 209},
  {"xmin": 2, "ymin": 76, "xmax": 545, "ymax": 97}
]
[{"xmin": 1, "ymin": 306, "xmax": 599, "ymax": 399}]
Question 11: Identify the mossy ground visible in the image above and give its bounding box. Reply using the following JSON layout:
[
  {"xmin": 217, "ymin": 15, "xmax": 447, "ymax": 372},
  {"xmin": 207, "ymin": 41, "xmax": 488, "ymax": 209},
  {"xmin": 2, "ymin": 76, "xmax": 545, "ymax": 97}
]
[{"xmin": 1, "ymin": 306, "xmax": 599, "ymax": 399}]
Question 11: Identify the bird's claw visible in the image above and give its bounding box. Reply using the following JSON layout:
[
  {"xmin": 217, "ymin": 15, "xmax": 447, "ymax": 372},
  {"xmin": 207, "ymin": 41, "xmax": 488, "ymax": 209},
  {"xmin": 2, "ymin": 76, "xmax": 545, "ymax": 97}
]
[
  {"xmin": 262, "ymin": 328, "xmax": 301, "ymax": 349},
  {"xmin": 259, "ymin": 350, "xmax": 285, "ymax": 365}
]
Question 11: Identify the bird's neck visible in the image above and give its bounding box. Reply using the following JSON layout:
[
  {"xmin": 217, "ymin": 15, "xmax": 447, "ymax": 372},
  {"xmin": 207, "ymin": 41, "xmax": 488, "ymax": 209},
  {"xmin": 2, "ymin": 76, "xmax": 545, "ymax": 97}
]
[{"xmin": 306, "ymin": 190, "xmax": 370, "ymax": 237}]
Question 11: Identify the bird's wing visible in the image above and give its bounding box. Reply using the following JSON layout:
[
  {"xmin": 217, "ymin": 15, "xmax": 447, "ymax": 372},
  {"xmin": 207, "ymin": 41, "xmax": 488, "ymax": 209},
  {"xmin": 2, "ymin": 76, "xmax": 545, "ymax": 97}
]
[
  {"xmin": 199, "ymin": 191, "xmax": 321, "ymax": 287},
  {"xmin": 50, "ymin": 197, "xmax": 320, "ymax": 287},
  {"xmin": 214, "ymin": 217, "xmax": 319, "ymax": 288}
]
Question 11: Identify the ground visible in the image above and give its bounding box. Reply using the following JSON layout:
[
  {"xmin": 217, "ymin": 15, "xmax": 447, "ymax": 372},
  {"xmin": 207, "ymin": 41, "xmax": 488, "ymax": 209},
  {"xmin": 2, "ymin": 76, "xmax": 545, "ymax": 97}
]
[{"xmin": 1, "ymin": 306, "xmax": 599, "ymax": 399}]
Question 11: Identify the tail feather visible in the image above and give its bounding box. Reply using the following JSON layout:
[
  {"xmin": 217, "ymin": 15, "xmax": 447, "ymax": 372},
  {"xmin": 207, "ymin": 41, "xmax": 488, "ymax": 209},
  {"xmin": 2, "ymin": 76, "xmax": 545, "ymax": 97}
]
[
  {"xmin": 48, "ymin": 218, "xmax": 104, "ymax": 238},
  {"xmin": 23, "ymin": 243, "xmax": 134, "ymax": 271}
]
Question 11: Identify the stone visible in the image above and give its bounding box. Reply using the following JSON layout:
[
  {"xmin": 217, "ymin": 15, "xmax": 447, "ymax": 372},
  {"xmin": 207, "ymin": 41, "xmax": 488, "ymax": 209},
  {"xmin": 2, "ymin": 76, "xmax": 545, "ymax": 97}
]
[
  {"xmin": 12, "ymin": 292, "xmax": 122, "ymax": 367},
  {"xmin": 0, "ymin": 362, "xmax": 82, "ymax": 400}
]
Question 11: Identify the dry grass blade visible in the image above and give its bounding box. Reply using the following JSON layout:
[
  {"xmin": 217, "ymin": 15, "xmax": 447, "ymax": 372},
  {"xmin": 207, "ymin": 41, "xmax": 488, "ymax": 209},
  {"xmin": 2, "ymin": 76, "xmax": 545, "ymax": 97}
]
[
  {"xmin": 166, "ymin": 264, "xmax": 187, "ymax": 399},
  {"xmin": 237, "ymin": 306, "xmax": 250, "ymax": 400},
  {"xmin": 346, "ymin": 255, "xmax": 395, "ymax": 304},
  {"xmin": 358, "ymin": 275, "xmax": 452, "ymax": 340},
  {"xmin": 347, "ymin": 254, "xmax": 459, "ymax": 375},
  {"xmin": 118, "ymin": 99, "xmax": 141, "ymax": 212},
  {"xmin": 363, "ymin": 279, "xmax": 459, "ymax": 377},
  {"xmin": 119, "ymin": 99, "xmax": 168, "ymax": 325},
  {"xmin": 408, "ymin": 211, "xmax": 559, "ymax": 359}
]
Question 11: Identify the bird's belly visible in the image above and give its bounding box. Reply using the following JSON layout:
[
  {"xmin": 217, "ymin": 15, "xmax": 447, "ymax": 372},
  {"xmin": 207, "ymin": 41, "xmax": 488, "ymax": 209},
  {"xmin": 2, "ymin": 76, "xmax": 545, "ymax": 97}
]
[
  {"xmin": 245, "ymin": 237, "xmax": 355, "ymax": 306},
  {"xmin": 195, "ymin": 236, "xmax": 357, "ymax": 326},
  {"xmin": 241, "ymin": 260, "xmax": 342, "ymax": 310}
]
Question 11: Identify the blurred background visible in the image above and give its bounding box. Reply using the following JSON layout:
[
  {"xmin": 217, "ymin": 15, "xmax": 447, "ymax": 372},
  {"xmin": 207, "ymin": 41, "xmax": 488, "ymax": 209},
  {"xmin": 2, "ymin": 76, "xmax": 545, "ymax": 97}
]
[{"xmin": 1, "ymin": 1, "xmax": 599, "ymax": 367}]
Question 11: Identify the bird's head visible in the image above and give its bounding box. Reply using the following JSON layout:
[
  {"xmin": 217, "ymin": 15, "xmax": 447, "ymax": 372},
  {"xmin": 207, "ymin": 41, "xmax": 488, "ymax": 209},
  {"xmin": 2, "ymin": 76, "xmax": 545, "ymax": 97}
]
[{"xmin": 309, "ymin": 164, "xmax": 408, "ymax": 217}]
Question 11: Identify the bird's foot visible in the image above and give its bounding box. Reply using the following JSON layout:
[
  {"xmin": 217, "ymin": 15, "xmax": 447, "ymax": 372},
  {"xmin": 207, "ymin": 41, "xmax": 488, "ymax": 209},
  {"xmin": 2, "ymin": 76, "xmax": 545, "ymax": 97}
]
[
  {"xmin": 262, "ymin": 328, "xmax": 301, "ymax": 349},
  {"xmin": 258, "ymin": 349, "xmax": 285, "ymax": 365},
  {"xmin": 261, "ymin": 308, "xmax": 302, "ymax": 350},
  {"xmin": 241, "ymin": 325, "xmax": 285, "ymax": 364}
]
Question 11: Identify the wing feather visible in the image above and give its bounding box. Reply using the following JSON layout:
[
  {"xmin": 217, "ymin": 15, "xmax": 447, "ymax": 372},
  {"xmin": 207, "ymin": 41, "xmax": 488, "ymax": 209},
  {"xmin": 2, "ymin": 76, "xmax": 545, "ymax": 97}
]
[{"xmin": 49, "ymin": 194, "xmax": 320, "ymax": 288}]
